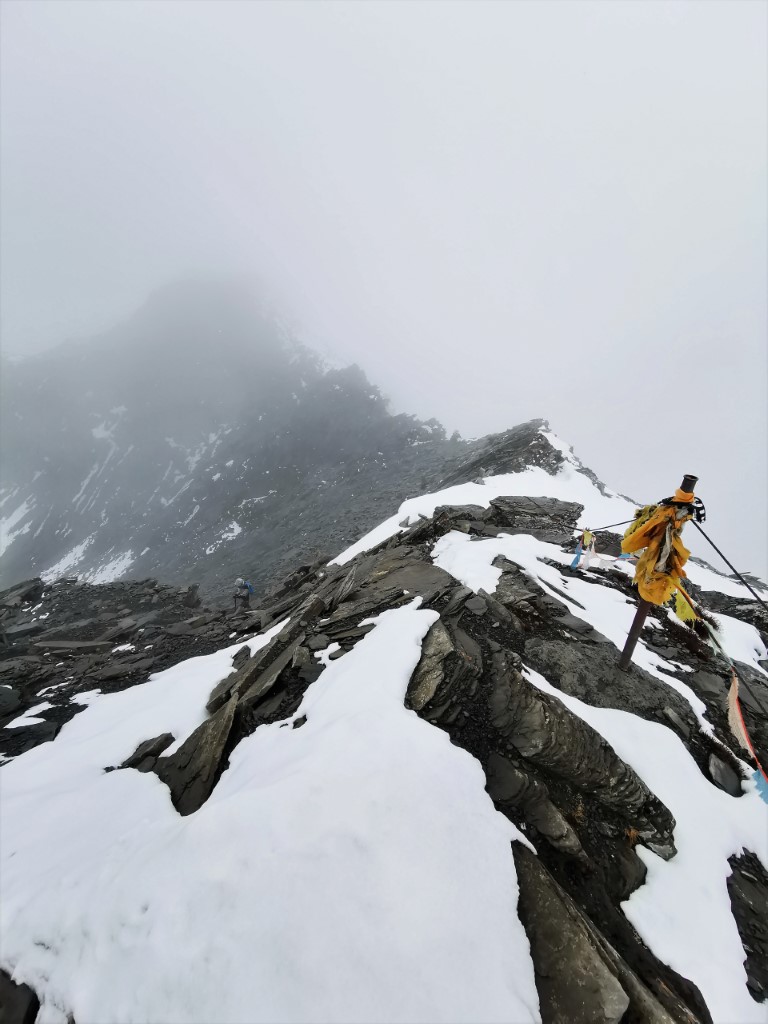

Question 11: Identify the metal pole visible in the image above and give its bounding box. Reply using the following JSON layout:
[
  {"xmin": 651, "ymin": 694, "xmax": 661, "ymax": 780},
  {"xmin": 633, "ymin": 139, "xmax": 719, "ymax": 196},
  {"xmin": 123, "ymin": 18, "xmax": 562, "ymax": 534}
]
[
  {"xmin": 618, "ymin": 474, "xmax": 698, "ymax": 673},
  {"xmin": 619, "ymin": 600, "xmax": 651, "ymax": 671}
]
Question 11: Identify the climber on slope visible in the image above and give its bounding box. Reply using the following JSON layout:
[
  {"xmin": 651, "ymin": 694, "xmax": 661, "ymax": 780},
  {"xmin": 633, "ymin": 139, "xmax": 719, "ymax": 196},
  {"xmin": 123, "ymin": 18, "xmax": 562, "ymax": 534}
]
[{"xmin": 233, "ymin": 577, "xmax": 254, "ymax": 612}]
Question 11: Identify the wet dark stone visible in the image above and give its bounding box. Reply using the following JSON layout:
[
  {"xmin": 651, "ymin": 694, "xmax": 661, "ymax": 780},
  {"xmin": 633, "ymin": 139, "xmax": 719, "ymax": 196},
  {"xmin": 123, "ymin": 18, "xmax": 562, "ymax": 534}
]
[
  {"xmin": 154, "ymin": 697, "xmax": 237, "ymax": 815},
  {"xmin": 727, "ymin": 850, "xmax": 768, "ymax": 1003},
  {"xmin": 708, "ymin": 754, "xmax": 742, "ymax": 797},
  {"xmin": 0, "ymin": 969, "xmax": 39, "ymax": 1024},
  {"xmin": 0, "ymin": 686, "xmax": 21, "ymax": 717},
  {"xmin": 118, "ymin": 732, "xmax": 175, "ymax": 772}
]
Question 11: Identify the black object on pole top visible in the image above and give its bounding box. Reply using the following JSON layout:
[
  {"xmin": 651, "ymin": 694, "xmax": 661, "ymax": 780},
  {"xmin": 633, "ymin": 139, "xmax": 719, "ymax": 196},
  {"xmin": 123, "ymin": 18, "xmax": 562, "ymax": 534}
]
[{"xmin": 680, "ymin": 474, "xmax": 698, "ymax": 493}]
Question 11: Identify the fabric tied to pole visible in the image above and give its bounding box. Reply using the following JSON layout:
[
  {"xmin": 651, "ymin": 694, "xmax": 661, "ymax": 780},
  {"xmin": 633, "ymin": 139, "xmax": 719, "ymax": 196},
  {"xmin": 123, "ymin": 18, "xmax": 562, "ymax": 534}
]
[
  {"xmin": 621, "ymin": 490, "xmax": 694, "ymax": 605},
  {"xmin": 571, "ymin": 530, "xmax": 594, "ymax": 569},
  {"xmin": 727, "ymin": 669, "xmax": 768, "ymax": 798}
]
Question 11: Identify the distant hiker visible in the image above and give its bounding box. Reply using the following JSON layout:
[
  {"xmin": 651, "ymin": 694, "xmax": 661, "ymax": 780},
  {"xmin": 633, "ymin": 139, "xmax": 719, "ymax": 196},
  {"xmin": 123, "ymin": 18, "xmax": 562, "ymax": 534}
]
[{"xmin": 233, "ymin": 577, "xmax": 254, "ymax": 611}]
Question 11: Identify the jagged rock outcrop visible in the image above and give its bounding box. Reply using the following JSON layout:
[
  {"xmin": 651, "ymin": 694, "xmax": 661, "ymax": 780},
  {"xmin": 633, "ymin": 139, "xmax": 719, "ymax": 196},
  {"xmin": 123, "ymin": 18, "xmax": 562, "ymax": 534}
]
[
  {"xmin": 2, "ymin": 466, "xmax": 766, "ymax": 1022},
  {"xmin": 154, "ymin": 696, "xmax": 238, "ymax": 815},
  {"xmin": 0, "ymin": 577, "xmax": 265, "ymax": 760}
]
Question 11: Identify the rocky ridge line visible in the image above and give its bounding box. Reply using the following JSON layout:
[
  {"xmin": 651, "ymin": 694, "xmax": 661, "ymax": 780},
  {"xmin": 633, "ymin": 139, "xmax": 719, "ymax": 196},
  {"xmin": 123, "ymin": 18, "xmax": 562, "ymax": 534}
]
[{"xmin": 3, "ymin": 492, "xmax": 767, "ymax": 1023}]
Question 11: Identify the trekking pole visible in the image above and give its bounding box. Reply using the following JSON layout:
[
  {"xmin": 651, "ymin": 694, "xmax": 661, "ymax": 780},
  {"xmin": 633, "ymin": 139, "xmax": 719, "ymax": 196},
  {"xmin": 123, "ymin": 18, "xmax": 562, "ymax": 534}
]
[{"xmin": 618, "ymin": 474, "xmax": 698, "ymax": 672}]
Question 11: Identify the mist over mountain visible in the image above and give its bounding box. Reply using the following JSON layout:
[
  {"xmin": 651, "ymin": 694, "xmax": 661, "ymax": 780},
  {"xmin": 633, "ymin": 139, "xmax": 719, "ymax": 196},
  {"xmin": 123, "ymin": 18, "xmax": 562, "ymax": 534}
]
[
  {"xmin": 1, "ymin": 282, "xmax": 475, "ymax": 598},
  {"xmin": 2, "ymin": 3, "xmax": 767, "ymax": 1021}
]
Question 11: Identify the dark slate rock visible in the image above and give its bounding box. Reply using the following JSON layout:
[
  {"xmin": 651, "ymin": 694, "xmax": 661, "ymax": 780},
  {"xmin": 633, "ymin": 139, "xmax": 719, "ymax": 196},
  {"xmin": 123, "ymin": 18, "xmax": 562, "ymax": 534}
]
[
  {"xmin": 523, "ymin": 635, "xmax": 697, "ymax": 731},
  {"xmin": 687, "ymin": 671, "xmax": 727, "ymax": 702},
  {"xmin": 490, "ymin": 648, "xmax": 676, "ymax": 858},
  {"xmin": 323, "ymin": 624, "xmax": 374, "ymax": 644},
  {"xmin": 99, "ymin": 617, "xmax": 138, "ymax": 642},
  {"xmin": 464, "ymin": 595, "xmax": 488, "ymax": 616},
  {"xmin": 708, "ymin": 754, "xmax": 742, "ymax": 797},
  {"xmin": 4, "ymin": 622, "xmax": 43, "ymax": 640},
  {"xmin": 492, "ymin": 558, "xmax": 544, "ymax": 608},
  {"xmin": 614, "ymin": 843, "xmax": 648, "ymax": 899},
  {"xmin": 186, "ymin": 611, "xmax": 221, "ymax": 629},
  {"xmin": 513, "ymin": 843, "xmax": 630, "ymax": 1024},
  {"xmin": 0, "ymin": 686, "xmax": 21, "ymax": 716},
  {"xmin": 207, "ymin": 647, "xmax": 271, "ymax": 713},
  {"xmin": 489, "ymin": 495, "xmax": 584, "ymax": 544},
  {"xmin": 477, "ymin": 588, "xmax": 519, "ymax": 627},
  {"xmin": 164, "ymin": 622, "xmax": 196, "ymax": 636},
  {"xmin": 209, "ymin": 608, "xmax": 320, "ymax": 713},
  {"xmin": 0, "ymin": 578, "xmax": 44, "ymax": 609},
  {"xmin": 662, "ymin": 706, "xmax": 691, "ymax": 739},
  {"xmin": 306, "ymin": 634, "xmax": 331, "ymax": 652},
  {"xmin": 298, "ymin": 662, "xmax": 324, "ymax": 684},
  {"xmin": 181, "ymin": 584, "xmax": 202, "ymax": 608},
  {"xmin": 33, "ymin": 639, "xmax": 111, "ymax": 652},
  {"xmin": 239, "ymin": 636, "xmax": 306, "ymax": 708},
  {"xmin": 155, "ymin": 696, "xmax": 237, "ymax": 815},
  {"xmin": 417, "ymin": 621, "xmax": 483, "ymax": 726},
  {"xmin": 118, "ymin": 732, "xmax": 175, "ymax": 772},
  {"xmin": 589, "ymin": 531, "xmax": 624, "ymax": 558},
  {"xmin": 432, "ymin": 503, "xmax": 491, "ymax": 522},
  {"xmin": 727, "ymin": 850, "xmax": 768, "ymax": 1003},
  {"xmin": 12, "ymin": 719, "xmax": 61, "ymax": 752},
  {"xmin": 517, "ymin": 842, "xmax": 698, "ymax": 1023},
  {"xmin": 0, "ymin": 969, "xmax": 39, "ymax": 1024},
  {"xmin": 291, "ymin": 646, "xmax": 311, "ymax": 670},
  {"xmin": 440, "ymin": 586, "xmax": 474, "ymax": 618},
  {"xmin": 0, "ymin": 657, "xmax": 44, "ymax": 674},
  {"xmin": 97, "ymin": 664, "xmax": 130, "ymax": 681},
  {"xmin": 486, "ymin": 751, "xmax": 586, "ymax": 861},
  {"xmin": 406, "ymin": 620, "xmax": 453, "ymax": 711},
  {"xmin": 330, "ymin": 566, "xmax": 358, "ymax": 610},
  {"xmin": 130, "ymin": 657, "xmax": 155, "ymax": 672},
  {"xmin": 438, "ymin": 419, "xmax": 558, "ymax": 487},
  {"xmin": 231, "ymin": 645, "xmax": 252, "ymax": 670}
]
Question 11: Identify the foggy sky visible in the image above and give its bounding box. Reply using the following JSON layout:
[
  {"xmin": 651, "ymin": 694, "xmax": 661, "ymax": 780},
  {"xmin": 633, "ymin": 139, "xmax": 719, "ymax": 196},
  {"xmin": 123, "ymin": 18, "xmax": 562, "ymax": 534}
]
[{"xmin": 1, "ymin": 0, "xmax": 766, "ymax": 576}]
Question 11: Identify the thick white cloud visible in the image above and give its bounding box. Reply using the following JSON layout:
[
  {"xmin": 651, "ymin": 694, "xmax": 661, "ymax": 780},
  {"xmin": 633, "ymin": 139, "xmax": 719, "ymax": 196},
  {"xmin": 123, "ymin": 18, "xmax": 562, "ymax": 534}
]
[{"xmin": 1, "ymin": 0, "xmax": 765, "ymax": 574}]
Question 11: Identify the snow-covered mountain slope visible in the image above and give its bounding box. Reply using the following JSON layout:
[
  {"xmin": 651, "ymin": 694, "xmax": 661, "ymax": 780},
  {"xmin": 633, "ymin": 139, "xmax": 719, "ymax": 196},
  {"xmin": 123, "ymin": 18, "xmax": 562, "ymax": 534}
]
[
  {"xmin": 332, "ymin": 426, "xmax": 638, "ymax": 565},
  {"xmin": 2, "ymin": 434, "xmax": 767, "ymax": 1024}
]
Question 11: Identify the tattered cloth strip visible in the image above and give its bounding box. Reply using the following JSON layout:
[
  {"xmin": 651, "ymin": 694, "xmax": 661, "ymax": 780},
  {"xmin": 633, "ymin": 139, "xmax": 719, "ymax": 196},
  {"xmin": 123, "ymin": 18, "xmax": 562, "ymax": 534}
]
[
  {"xmin": 621, "ymin": 491, "xmax": 694, "ymax": 605},
  {"xmin": 674, "ymin": 589, "xmax": 699, "ymax": 625},
  {"xmin": 674, "ymin": 590, "xmax": 768, "ymax": 798},
  {"xmin": 570, "ymin": 530, "xmax": 593, "ymax": 569},
  {"xmin": 727, "ymin": 669, "xmax": 768, "ymax": 793},
  {"xmin": 581, "ymin": 535, "xmax": 596, "ymax": 570}
]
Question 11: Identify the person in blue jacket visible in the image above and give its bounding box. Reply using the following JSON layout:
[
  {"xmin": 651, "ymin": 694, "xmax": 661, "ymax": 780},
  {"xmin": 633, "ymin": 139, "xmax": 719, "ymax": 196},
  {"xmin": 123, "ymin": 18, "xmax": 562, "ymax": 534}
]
[{"xmin": 233, "ymin": 577, "xmax": 254, "ymax": 611}]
